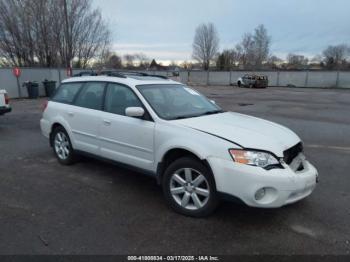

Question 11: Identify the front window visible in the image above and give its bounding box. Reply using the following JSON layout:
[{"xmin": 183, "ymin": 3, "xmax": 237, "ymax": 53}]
[
  {"xmin": 105, "ymin": 83, "xmax": 142, "ymax": 116},
  {"xmin": 137, "ymin": 84, "xmax": 223, "ymax": 120}
]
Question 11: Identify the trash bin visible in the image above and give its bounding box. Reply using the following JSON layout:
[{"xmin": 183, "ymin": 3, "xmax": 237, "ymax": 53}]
[
  {"xmin": 23, "ymin": 81, "xmax": 39, "ymax": 99},
  {"xmin": 43, "ymin": 80, "xmax": 56, "ymax": 97}
]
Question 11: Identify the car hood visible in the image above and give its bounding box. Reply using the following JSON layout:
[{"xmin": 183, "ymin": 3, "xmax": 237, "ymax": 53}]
[{"xmin": 173, "ymin": 112, "xmax": 301, "ymax": 157}]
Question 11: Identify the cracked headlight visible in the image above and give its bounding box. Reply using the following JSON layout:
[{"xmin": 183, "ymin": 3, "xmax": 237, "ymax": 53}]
[{"xmin": 229, "ymin": 149, "xmax": 280, "ymax": 168}]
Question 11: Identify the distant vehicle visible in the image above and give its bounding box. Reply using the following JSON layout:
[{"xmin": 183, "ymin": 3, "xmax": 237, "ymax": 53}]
[
  {"xmin": 237, "ymin": 74, "xmax": 268, "ymax": 88},
  {"xmin": 40, "ymin": 71, "xmax": 318, "ymax": 217},
  {"xmin": 0, "ymin": 90, "xmax": 11, "ymax": 116}
]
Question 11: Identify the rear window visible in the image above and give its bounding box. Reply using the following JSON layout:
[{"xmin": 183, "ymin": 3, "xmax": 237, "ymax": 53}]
[
  {"xmin": 74, "ymin": 82, "xmax": 105, "ymax": 110},
  {"xmin": 52, "ymin": 82, "xmax": 83, "ymax": 103}
]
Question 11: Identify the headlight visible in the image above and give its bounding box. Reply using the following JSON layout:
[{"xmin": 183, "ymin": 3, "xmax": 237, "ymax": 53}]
[{"xmin": 229, "ymin": 149, "xmax": 280, "ymax": 168}]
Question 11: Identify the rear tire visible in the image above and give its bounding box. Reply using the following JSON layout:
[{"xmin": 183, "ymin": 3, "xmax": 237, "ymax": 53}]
[
  {"xmin": 237, "ymin": 81, "xmax": 241, "ymax": 87},
  {"xmin": 162, "ymin": 157, "xmax": 219, "ymax": 217},
  {"xmin": 51, "ymin": 126, "xmax": 76, "ymax": 165}
]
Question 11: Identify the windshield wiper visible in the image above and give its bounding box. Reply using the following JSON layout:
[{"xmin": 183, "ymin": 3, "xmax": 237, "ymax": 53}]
[
  {"xmin": 171, "ymin": 110, "xmax": 225, "ymax": 120},
  {"xmin": 171, "ymin": 115, "xmax": 197, "ymax": 120},
  {"xmin": 196, "ymin": 109, "xmax": 225, "ymax": 117}
]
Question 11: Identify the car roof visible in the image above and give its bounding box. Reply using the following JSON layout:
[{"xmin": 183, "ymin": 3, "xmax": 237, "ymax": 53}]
[
  {"xmin": 61, "ymin": 75, "xmax": 179, "ymax": 87},
  {"xmin": 244, "ymin": 74, "xmax": 267, "ymax": 77}
]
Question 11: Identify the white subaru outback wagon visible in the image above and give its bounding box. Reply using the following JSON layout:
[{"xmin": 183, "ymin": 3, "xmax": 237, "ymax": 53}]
[{"xmin": 40, "ymin": 72, "xmax": 318, "ymax": 217}]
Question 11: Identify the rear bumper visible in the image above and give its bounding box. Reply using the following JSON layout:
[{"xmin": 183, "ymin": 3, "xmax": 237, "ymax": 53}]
[
  {"xmin": 208, "ymin": 156, "xmax": 318, "ymax": 208},
  {"xmin": 0, "ymin": 106, "xmax": 11, "ymax": 115}
]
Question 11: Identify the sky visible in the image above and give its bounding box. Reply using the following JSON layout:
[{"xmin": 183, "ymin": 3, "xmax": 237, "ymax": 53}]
[{"xmin": 93, "ymin": 0, "xmax": 350, "ymax": 64}]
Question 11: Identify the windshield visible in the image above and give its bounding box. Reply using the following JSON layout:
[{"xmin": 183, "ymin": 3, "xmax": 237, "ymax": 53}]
[{"xmin": 137, "ymin": 84, "xmax": 223, "ymax": 120}]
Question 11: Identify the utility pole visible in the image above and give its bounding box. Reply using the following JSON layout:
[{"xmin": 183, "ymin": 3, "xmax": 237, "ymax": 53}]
[{"xmin": 63, "ymin": 0, "xmax": 71, "ymax": 69}]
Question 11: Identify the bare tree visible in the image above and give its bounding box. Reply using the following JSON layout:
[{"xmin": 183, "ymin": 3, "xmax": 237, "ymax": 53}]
[
  {"xmin": 267, "ymin": 55, "xmax": 282, "ymax": 64},
  {"xmin": 265, "ymin": 55, "xmax": 282, "ymax": 69},
  {"xmin": 124, "ymin": 54, "xmax": 136, "ymax": 69},
  {"xmin": 181, "ymin": 60, "xmax": 192, "ymax": 70},
  {"xmin": 0, "ymin": 0, "xmax": 111, "ymax": 68},
  {"xmin": 192, "ymin": 23, "xmax": 219, "ymax": 70},
  {"xmin": 237, "ymin": 33, "xmax": 255, "ymax": 67},
  {"xmin": 108, "ymin": 54, "xmax": 122, "ymax": 69},
  {"xmin": 0, "ymin": 0, "xmax": 36, "ymax": 66},
  {"xmin": 216, "ymin": 49, "xmax": 238, "ymax": 71},
  {"xmin": 311, "ymin": 54, "xmax": 323, "ymax": 63},
  {"xmin": 253, "ymin": 24, "xmax": 271, "ymax": 67},
  {"xmin": 72, "ymin": 1, "xmax": 111, "ymax": 68},
  {"xmin": 323, "ymin": 44, "xmax": 349, "ymax": 69},
  {"xmin": 134, "ymin": 53, "xmax": 150, "ymax": 68},
  {"xmin": 95, "ymin": 51, "xmax": 122, "ymax": 69},
  {"xmin": 233, "ymin": 25, "xmax": 270, "ymax": 69}
]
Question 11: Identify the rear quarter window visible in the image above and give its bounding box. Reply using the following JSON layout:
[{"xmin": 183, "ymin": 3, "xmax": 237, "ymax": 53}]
[{"xmin": 52, "ymin": 82, "xmax": 83, "ymax": 104}]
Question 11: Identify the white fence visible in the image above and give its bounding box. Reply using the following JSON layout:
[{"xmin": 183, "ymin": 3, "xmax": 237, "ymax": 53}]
[
  {"xmin": 181, "ymin": 71, "xmax": 348, "ymax": 88},
  {"xmin": 1, "ymin": 68, "xmax": 350, "ymax": 98}
]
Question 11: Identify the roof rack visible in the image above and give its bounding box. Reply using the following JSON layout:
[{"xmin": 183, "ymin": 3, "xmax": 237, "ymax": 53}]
[
  {"xmin": 73, "ymin": 71, "xmax": 97, "ymax": 77},
  {"xmin": 111, "ymin": 71, "xmax": 169, "ymax": 79},
  {"xmin": 98, "ymin": 70, "xmax": 127, "ymax": 78},
  {"xmin": 72, "ymin": 70, "xmax": 169, "ymax": 80},
  {"xmin": 142, "ymin": 74, "xmax": 169, "ymax": 80}
]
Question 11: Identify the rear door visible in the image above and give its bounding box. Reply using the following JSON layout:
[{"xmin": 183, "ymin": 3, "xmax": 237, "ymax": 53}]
[
  {"xmin": 99, "ymin": 83, "xmax": 155, "ymax": 171},
  {"xmin": 69, "ymin": 82, "xmax": 107, "ymax": 154},
  {"xmin": 51, "ymin": 81, "xmax": 105, "ymax": 154},
  {"xmin": 50, "ymin": 82, "xmax": 83, "ymax": 142}
]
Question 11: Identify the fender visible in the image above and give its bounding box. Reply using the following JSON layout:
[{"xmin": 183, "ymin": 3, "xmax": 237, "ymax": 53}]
[
  {"xmin": 154, "ymin": 128, "xmax": 237, "ymax": 172},
  {"xmin": 155, "ymin": 139, "xmax": 211, "ymax": 184},
  {"xmin": 156, "ymin": 138, "xmax": 208, "ymax": 165},
  {"xmin": 49, "ymin": 115, "xmax": 76, "ymax": 149}
]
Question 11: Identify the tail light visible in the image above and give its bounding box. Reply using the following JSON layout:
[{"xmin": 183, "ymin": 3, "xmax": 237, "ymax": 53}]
[
  {"xmin": 43, "ymin": 100, "xmax": 48, "ymax": 112},
  {"xmin": 4, "ymin": 93, "xmax": 9, "ymax": 105}
]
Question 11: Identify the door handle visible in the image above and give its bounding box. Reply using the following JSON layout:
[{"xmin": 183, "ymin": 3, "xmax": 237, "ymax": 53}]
[
  {"xmin": 67, "ymin": 112, "xmax": 74, "ymax": 117},
  {"xmin": 103, "ymin": 119, "xmax": 111, "ymax": 126}
]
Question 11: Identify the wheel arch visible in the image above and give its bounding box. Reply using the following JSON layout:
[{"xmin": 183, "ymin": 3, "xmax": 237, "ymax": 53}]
[
  {"xmin": 156, "ymin": 147, "xmax": 215, "ymax": 188},
  {"xmin": 49, "ymin": 120, "xmax": 74, "ymax": 148}
]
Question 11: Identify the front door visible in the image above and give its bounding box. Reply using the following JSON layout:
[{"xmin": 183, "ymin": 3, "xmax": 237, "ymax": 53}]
[{"xmin": 99, "ymin": 83, "xmax": 155, "ymax": 171}]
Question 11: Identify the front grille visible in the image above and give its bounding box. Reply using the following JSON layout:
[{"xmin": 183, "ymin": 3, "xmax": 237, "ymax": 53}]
[{"xmin": 283, "ymin": 142, "xmax": 303, "ymax": 165}]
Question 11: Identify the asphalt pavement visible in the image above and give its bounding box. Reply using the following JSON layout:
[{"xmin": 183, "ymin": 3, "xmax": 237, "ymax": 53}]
[{"xmin": 0, "ymin": 86, "xmax": 349, "ymax": 255}]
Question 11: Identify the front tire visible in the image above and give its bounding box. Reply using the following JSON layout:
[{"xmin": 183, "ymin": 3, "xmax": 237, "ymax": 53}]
[
  {"xmin": 51, "ymin": 126, "xmax": 76, "ymax": 165},
  {"xmin": 237, "ymin": 81, "xmax": 241, "ymax": 87},
  {"xmin": 162, "ymin": 157, "xmax": 219, "ymax": 217}
]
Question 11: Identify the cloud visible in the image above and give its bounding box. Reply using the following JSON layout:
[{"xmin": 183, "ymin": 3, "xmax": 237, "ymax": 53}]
[
  {"xmin": 94, "ymin": 0, "xmax": 350, "ymax": 61},
  {"xmin": 110, "ymin": 43, "xmax": 192, "ymax": 62},
  {"xmin": 112, "ymin": 43, "xmax": 190, "ymax": 50}
]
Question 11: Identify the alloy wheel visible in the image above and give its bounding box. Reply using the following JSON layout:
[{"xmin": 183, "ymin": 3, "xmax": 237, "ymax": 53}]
[
  {"xmin": 54, "ymin": 132, "xmax": 70, "ymax": 160},
  {"xmin": 170, "ymin": 168, "xmax": 210, "ymax": 210}
]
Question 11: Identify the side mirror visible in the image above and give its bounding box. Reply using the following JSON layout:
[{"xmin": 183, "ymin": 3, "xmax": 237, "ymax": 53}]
[
  {"xmin": 210, "ymin": 100, "xmax": 216, "ymax": 104},
  {"xmin": 125, "ymin": 107, "xmax": 145, "ymax": 118}
]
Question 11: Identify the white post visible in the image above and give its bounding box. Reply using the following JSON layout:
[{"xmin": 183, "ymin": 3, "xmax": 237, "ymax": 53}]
[
  {"xmin": 336, "ymin": 71, "xmax": 340, "ymax": 88},
  {"xmin": 304, "ymin": 70, "xmax": 309, "ymax": 87},
  {"xmin": 206, "ymin": 70, "xmax": 209, "ymax": 86}
]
